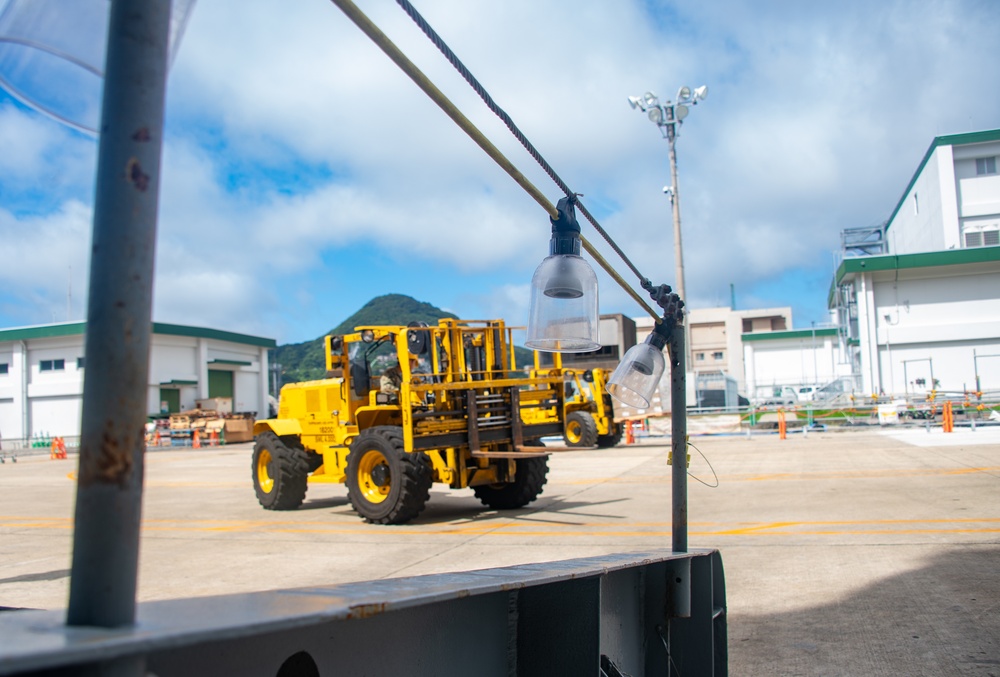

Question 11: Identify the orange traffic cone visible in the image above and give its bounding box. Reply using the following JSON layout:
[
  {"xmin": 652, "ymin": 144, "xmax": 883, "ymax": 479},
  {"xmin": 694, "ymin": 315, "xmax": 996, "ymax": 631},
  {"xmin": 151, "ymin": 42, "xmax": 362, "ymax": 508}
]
[{"xmin": 50, "ymin": 437, "xmax": 67, "ymax": 459}]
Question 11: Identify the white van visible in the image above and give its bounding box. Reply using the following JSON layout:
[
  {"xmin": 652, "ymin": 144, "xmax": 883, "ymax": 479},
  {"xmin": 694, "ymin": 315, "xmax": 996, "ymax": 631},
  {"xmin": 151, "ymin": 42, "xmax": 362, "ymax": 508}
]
[{"xmin": 757, "ymin": 386, "xmax": 798, "ymax": 407}]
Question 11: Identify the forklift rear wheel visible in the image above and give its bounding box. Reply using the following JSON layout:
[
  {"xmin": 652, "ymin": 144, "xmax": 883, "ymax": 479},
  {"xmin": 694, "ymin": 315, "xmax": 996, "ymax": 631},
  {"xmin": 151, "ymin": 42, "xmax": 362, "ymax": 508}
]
[
  {"xmin": 252, "ymin": 432, "xmax": 310, "ymax": 510},
  {"xmin": 473, "ymin": 454, "xmax": 548, "ymax": 510},
  {"xmin": 564, "ymin": 410, "xmax": 598, "ymax": 447},
  {"xmin": 596, "ymin": 396, "xmax": 624, "ymax": 448}
]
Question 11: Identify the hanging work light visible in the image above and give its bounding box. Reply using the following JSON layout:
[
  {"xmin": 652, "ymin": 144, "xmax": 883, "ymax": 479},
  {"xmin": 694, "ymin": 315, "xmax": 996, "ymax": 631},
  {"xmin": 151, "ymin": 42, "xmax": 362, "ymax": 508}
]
[
  {"xmin": 526, "ymin": 196, "xmax": 600, "ymax": 352},
  {"xmin": 0, "ymin": 0, "xmax": 196, "ymax": 133},
  {"xmin": 607, "ymin": 321, "xmax": 670, "ymax": 409}
]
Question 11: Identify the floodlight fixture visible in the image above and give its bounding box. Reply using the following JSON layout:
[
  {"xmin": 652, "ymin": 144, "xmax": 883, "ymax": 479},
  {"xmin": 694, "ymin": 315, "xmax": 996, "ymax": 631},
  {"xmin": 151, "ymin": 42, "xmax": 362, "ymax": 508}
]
[
  {"xmin": 526, "ymin": 196, "xmax": 600, "ymax": 353},
  {"xmin": 627, "ymin": 82, "xmax": 709, "ymax": 350},
  {"xmin": 607, "ymin": 322, "xmax": 669, "ymax": 409}
]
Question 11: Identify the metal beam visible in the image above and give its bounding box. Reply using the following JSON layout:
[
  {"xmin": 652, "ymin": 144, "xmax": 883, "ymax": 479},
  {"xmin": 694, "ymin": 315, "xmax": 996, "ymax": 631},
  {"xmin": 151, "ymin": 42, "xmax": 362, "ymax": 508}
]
[{"xmin": 0, "ymin": 550, "xmax": 725, "ymax": 676}]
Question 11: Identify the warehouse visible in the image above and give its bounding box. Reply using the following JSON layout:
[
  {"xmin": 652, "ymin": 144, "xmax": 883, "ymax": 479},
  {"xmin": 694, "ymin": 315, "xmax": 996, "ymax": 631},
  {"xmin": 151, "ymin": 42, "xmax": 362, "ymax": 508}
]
[{"xmin": 0, "ymin": 321, "xmax": 275, "ymax": 444}]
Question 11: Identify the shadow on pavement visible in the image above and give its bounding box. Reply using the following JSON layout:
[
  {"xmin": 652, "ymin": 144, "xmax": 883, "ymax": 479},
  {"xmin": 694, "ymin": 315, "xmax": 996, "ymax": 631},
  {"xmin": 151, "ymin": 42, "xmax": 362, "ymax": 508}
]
[{"xmin": 730, "ymin": 544, "xmax": 1000, "ymax": 676}]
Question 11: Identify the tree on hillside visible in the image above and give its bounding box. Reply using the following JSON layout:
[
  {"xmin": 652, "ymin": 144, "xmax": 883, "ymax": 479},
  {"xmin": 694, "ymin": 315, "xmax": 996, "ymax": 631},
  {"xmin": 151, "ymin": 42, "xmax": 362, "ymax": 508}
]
[{"xmin": 272, "ymin": 294, "xmax": 458, "ymax": 387}]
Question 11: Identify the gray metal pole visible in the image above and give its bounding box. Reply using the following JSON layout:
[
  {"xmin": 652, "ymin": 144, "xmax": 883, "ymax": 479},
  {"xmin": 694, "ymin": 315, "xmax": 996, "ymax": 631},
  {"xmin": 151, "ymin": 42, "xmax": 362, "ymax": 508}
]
[
  {"xmin": 665, "ymin": 121, "xmax": 695, "ymax": 379},
  {"xmin": 670, "ymin": 321, "xmax": 688, "ymax": 553},
  {"xmin": 67, "ymin": 0, "xmax": 171, "ymax": 629},
  {"xmin": 666, "ymin": 123, "xmax": 685, "ymax": 306}
]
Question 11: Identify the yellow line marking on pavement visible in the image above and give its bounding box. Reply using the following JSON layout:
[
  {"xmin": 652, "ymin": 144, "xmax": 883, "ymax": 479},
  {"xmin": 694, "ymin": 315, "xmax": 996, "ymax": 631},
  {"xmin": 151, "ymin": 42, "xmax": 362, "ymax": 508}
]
[
  {"xmin": 3, "ymin": 515, "xmax": 999, "ymax": 538},
  {"xmin": 741, "ymin": 466, "xmax": 1000, "ymax": 482},
  {"xmin": 55, "ymin": 467, "xmax": 997, "ymax": 488},
  {"xmin": 562, "ymin": 466, "xmax": 1000, "ymax": 484}
]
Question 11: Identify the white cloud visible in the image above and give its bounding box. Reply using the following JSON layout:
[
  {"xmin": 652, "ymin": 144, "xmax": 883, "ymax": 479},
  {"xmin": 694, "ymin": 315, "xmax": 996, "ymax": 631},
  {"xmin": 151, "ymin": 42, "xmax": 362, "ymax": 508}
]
[
  {"xmin": 0, "ymin": 201, "xmax": 91, "ymax": 323},
  {"xmin": 2, "ymin": 0, "xmax": 999, "ymax": 340}
]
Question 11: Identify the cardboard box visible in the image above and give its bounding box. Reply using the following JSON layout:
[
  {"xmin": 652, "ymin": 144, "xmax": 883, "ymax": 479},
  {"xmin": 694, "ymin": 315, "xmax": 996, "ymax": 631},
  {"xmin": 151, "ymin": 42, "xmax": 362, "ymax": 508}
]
[
  {"xmin": 224, "ymin": 418, "xmax": 253, "ymax": 443},
  {"xmin": 196, "ymin": 398, "xmax": 233, "ymax": 415}
]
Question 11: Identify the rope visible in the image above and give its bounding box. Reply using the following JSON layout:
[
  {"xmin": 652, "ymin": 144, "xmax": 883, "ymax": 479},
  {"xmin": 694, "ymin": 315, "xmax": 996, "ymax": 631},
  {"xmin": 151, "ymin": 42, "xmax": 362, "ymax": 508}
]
[
  {"xmin": 329, "ymin": 0, "xmax": 556, "ymax": 219},
  {"xmin": 394, "ymin": 0, "xmax": 651, "ymax": 287},
  {"xmin": 329, "ymin": 0, "xmax": 659, "ymax": 320}
]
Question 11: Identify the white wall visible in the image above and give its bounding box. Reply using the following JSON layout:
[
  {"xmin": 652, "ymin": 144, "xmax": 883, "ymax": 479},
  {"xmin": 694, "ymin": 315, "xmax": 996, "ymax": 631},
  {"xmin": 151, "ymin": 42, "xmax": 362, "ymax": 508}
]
[
  {"xmin": 743, "ymin": 334, "xmax": 841, "ymax": 399},
  {"xmin": 0, "ymin": 398, "xmax": 17, "ymax": 443},
  {"xmin": 955, "ymin": 141, "xmax": 1000, "ymax": 220},
  {"xmin": 854, "ymin": 267, "xmax": 1000, "ymax": 396},
  {"xmin": 29, "ymin": 396, "xmax": 82, "ymax": 438},
  {"xmin": 889, "ymin": 148, "xmax": 949, "ymax": 255}
]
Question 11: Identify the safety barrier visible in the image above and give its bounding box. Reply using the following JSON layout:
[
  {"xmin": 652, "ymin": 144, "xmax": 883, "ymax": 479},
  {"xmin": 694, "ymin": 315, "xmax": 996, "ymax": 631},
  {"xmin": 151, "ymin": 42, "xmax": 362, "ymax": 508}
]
[{"xmin": 0, "ymin": 436, "xmax": 81, "ymax": 462}]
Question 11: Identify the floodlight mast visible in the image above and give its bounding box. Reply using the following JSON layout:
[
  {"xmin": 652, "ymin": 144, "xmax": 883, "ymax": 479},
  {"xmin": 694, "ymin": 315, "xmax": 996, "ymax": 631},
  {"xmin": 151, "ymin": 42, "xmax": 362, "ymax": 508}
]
[
  {"xmin": 624, "ymin": 88, "xmax": 706, "ymax": 349},
  {"xmin": 627, "ymin": 85, "xmax": 707, "ymax": 316}
]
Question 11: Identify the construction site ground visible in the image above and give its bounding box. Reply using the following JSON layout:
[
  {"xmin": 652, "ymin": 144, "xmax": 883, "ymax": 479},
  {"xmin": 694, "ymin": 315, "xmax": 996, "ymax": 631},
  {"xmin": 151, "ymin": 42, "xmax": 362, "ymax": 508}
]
[{"xmin": 1, "ymin": 426, "xmax": 998, "ymax": 675}]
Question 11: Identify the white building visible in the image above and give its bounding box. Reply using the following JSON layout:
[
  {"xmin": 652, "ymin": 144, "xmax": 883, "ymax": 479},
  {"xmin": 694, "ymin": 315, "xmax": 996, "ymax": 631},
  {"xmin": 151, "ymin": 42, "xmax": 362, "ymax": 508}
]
[
  {"xmin": 636, "ymin": 306, "xmax": 793, "ymax": 394},
  {"xmin": 0, "ymin": 322, "xmax": 275, "ymax": 442},
  {"xmin": 742, "ymin": 327, "xmax": 848, "ymax": 402},
  {"xmin": 831, "ymin": 129, "xmax": 1000, "ymax": 397}
]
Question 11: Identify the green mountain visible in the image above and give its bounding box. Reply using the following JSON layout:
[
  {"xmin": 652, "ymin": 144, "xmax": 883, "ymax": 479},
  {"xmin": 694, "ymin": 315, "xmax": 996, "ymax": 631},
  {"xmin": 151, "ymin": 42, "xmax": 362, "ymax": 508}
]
[
  {"xmin": 330, "ymin": 294, "xmax": 458, "ymax": 335},
  {"xmin": 273, "ymin": 294, "xmax": 459, "ymax": 385}
]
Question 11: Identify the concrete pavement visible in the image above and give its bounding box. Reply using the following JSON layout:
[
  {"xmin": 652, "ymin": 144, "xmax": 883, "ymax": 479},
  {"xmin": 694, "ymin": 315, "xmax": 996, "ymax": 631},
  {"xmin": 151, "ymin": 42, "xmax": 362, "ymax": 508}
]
[{"xmin": 0, "ymin": 428, "xmax": 997, "ymax": 674}]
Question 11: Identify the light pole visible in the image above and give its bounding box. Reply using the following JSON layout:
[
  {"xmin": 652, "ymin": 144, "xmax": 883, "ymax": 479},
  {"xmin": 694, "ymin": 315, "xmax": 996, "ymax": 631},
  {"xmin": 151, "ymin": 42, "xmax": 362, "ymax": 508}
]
[{"xmin": 628, "ymin": 86, "xmax": 708, "ymax": 312}]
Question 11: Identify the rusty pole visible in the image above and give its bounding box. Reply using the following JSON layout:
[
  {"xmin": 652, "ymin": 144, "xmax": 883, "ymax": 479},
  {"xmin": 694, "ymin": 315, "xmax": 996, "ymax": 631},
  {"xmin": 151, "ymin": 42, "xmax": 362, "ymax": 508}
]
[{"xmin": 66, "ymin": 0, "xmax": 171, "ymax": 629}]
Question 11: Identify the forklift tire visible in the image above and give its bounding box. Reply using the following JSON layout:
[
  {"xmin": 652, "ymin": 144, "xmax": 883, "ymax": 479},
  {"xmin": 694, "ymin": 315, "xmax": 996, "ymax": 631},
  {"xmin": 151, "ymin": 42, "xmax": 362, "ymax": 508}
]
[
  {"xmin": 473, "ymin": 455, "xmax": 548, "ymax": 510},
  {"xmin": 596, "ymin": 424, "xmax": 624, "ymax": 448},
  {"xmin": 596, "ymin": 396, "xmax": 624, "ymax": 448},
  {"xmin": 564, "ymin": 411, "xmax": 598, "ymax": 447},
  {"xmin": 253, "ymin": 432, "xmax": 310, "ymax": 510},
  {"xmin": 346, "ymin": 426, "xmax": 432, "ymax": 525}
]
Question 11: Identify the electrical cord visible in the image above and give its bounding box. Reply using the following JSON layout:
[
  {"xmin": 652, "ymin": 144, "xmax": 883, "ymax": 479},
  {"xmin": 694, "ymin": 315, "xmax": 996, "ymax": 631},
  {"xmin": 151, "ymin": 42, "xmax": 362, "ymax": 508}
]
[{"xmin": 686, "ymin": 440, "xmax": 719, "ymax": 488}]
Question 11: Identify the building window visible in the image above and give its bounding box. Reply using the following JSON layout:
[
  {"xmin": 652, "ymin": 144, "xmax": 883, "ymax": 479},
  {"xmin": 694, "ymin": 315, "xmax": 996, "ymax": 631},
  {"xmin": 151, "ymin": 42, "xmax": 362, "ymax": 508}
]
[
  {"xmin": 976, "ymin": 157, "xmax": 997, "ymax": 175},
  {"xmin": 696, "ymin": 352, "xmax": 705, "ymax": 361},
  {"xmin": 40, "ymin": 359, "xmax": 65, "ymax": 372},
  {"xmin": 77, "ymin": 357, "xmax": 86, "ymax": 369},
  {"xmin": 0, "ymin": 363, "xmax": 8, "ymax": 375},
  {"xmin": 712, "ymin": 351, "xmax": 724, "ymax": 360}
]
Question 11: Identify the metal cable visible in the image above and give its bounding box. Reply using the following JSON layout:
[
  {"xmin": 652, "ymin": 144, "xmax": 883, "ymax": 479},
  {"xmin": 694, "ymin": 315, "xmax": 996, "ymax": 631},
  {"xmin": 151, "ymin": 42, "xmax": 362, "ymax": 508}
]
[
  {"xmin": 394, "ymin": 0, "xmax": 651, "ymax": 286},
  {"xmin": 330, "ymin": 0, "xmax": 660, "ymax": 320}
]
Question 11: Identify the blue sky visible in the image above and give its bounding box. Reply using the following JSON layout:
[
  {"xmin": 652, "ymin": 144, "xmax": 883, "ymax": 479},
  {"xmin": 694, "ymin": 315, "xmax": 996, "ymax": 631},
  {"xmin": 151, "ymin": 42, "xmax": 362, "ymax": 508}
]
[{"xmin": 1, "ymin": 0, "xmax": 999, "ymax": 344}]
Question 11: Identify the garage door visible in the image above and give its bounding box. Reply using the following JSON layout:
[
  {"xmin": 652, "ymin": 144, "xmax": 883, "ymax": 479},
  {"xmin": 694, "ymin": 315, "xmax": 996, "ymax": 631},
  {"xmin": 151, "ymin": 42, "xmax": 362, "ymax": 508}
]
[
  {"xmin": 30, "ymin": 396, "xmax": 83, "ymax": 438},
  {"xmin": 0, "ymin": 398, "xmax": 19, "ymax": 441},
  {"xmin": 208, "ymin": 370, "xmax": 233, "ymax": 399},
  {"xmin": 159, "ymin": 388, "xmax": 181, "ymax": 414}
]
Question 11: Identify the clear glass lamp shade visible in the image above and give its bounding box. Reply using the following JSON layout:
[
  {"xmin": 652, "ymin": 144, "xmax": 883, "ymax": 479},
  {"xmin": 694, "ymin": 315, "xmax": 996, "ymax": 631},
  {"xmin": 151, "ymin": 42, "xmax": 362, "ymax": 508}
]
[
  {"xmin": 0, "ymin": 0, "xmax": 196, "ymax": 133},
  {"xmin": 606, "ymin": 341, "xmax": 666, "ymax": 409},
  {"xmin": 526, "ymin": 254, "xmax": 600, "ymax": 352}
]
